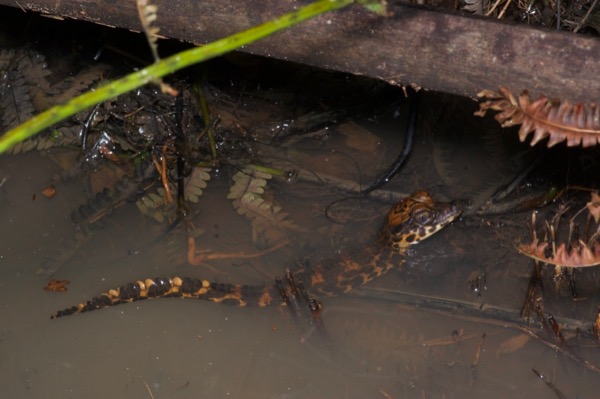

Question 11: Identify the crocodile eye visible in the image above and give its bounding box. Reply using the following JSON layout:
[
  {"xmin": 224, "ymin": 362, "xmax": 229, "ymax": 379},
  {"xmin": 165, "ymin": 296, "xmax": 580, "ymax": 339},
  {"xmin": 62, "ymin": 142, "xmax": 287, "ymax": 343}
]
[{"xmin": 413, "ymin": 210, "xmax": 432, "ymax": 225}]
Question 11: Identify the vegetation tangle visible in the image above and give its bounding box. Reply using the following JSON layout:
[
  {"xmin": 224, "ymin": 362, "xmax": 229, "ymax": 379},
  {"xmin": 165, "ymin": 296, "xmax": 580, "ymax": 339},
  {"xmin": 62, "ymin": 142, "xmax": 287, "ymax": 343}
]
[{"xmin": 0, "ymin": 0, "xmax": 384, "ymax": 154}]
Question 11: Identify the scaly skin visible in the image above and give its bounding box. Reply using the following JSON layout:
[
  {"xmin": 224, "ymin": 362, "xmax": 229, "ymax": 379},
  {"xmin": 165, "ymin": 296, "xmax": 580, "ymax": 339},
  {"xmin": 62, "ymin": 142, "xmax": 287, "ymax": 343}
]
[{"xmin": 51, "ymin": 190, "xmax": 460, "ymax": 319}]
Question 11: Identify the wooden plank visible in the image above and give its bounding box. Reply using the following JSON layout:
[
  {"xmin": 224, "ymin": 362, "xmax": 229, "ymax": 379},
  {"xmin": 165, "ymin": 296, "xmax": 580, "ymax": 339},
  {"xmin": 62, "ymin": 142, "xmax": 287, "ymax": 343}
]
[{"xmin": 1, "ymin": 0, "xmax": 599, "ymax": 103}]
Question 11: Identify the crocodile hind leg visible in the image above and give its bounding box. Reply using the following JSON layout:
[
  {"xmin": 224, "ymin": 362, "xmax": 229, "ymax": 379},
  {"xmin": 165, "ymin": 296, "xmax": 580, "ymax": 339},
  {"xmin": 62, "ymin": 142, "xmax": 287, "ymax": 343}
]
[{"xmin": 277, "ymin": 270, "xmax": 329, "ymax": 344}]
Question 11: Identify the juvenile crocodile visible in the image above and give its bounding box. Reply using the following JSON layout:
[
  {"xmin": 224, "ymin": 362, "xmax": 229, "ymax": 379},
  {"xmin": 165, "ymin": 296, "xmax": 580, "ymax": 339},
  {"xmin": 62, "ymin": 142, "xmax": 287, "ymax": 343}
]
[{"xmin": 51, "ymin": 190, "xmax": 460, "ymax": 318}]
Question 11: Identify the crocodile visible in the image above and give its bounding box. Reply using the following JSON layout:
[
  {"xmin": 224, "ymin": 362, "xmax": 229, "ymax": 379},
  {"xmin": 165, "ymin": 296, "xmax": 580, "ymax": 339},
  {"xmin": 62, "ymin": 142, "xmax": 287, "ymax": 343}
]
[{"xmin": 51, "ymin": 190, "xmax": 461, "ymax": 319}]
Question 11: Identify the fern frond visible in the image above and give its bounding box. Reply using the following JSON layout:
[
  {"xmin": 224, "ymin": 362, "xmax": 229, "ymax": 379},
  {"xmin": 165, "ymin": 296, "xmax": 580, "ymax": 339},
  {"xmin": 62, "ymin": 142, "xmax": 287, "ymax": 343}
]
[
  {"xmin": 1, "ymin": 49, "xmax": 99, "ymax": 153},
  {"xmin": 462, "ymin": 0, "xmax": 486, "ymax": 14},
  {"xmin": 476, "ymin": 87, "xmax": 600, "ymax": 147},
  {"xmin": 0, "ymin": 68, "xmax": 36, "ymax": 130},
  {"xmin": 0, "ymin": 49, "xmax": 15, "ymax": 69},
  {"xmin": 0, "ymin": 50, "xmax": 51, "ymax": 130},
  {"xmin": 136, "ymin": 189, "xmax": 169, "ymax": 223},
  {"xmin": 184, "ymin": 166, "xmax": 211, "ymax": 203},
  {"xmin": 228, "ymin": 167, "xmax": 271, "ymax": 198},
  {"xmin": 8, "ymin": 126, "xmax": 81, "ymax": 154},
  {"xmin": 228, "ymin": 167, "xmax": 304, "ymax": 246},
  {"xmin": 18, "ymin": 50, "xmax": 52, "ymax": 91},
  {"xmin": 136, "ymin": 0, "xmax": 161, "ymax": 62},
  {"xmin": 235, "ymin": 192, "xmax": 299, "ymax": 231},
  {"xmin": 8, "ymin": 139, "xmax": 38, "ymax": 154},
  {"xmin": 46, "ymin": 65, "xmax": 108, "ymax": 107},
  {"xmin": 517, "ymin": 239, "xmax": 600, "ymax": 268},
  {"xmin": 136, "ymin": 166, "xmax": 211, "ymax": 222}
]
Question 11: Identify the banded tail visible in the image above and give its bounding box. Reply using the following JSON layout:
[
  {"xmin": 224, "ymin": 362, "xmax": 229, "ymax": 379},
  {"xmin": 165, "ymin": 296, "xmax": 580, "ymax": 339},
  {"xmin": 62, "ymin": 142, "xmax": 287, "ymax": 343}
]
[{"xmin": 51, "ymin": 276, "xmax": 277, "ymax": 319}]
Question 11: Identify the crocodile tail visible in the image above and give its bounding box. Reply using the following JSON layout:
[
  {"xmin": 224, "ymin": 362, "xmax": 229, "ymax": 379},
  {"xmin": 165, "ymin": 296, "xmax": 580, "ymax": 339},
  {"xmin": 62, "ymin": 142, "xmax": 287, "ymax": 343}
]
[{"xmin": 50, "ymin": 276, "xmax": 278, "ymax": 319}]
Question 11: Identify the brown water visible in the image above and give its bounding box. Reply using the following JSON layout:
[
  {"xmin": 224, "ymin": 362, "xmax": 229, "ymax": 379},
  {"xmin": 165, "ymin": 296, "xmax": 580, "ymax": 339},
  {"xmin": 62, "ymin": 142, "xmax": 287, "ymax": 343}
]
[
  {"xmin": 2, "ymin": 10, "xmax": 600, "ymax": 399},
  {"xmin": 3, "ymin": 109, "xmax": 600, "ymax": 398}
]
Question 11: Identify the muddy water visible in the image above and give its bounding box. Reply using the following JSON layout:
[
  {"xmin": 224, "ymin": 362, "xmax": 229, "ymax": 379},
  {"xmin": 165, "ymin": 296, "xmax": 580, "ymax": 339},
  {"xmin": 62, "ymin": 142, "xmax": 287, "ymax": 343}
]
[
  {"xmin": 2, "ymin": 12, "xmax": 600, "ymax": 399},
  {"xmin": 3, "ymin": 101, "xmax": 600, "ymax": 399}
]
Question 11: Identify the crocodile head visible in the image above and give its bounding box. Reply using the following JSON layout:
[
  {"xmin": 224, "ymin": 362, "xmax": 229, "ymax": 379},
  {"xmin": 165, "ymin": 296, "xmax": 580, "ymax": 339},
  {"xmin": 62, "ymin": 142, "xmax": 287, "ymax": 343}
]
[{"xmin": 380, "ymin": 190, "xmax": 461, "ymax": 252}]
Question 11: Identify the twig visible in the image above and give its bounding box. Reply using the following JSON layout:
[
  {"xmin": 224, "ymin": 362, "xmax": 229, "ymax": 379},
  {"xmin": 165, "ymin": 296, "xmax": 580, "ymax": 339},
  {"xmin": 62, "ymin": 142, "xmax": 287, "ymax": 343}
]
[
  {"xmin": 142, "ymin": 379, "xmax": 155, "ymax": 399},
  {"xmin": 152, "ymin": 153, "xmax": 173, "ymax": 204},
  {"xmin": 485, "ymin": 0, "xmax": 506, "ymax": 16},
  {"xmin": 187, "ymin": 237, "xmax": 289, "ymax": 266},
  {"xmin": 471, "ymin": 333, "xmax": 486, "ymax": 368},
  {"xmin": 244, "ymin": 150, "xmax": 410, "ymax": 204},
  {"xmin": 531, "ymin": 369, "xmax": 567, "ymax": 399},
  {"xmin": 517, "ymin": 326, "xmax": 600, "ymax": 374},
  {"xmin": 574, "ymin": 0, "xmax": 599, "ymax": 33},
  {"xmin": 357, "ymin": 287, "xmax": 595, "ymax": 336},
  {"xmin": 497, "ymin": 0, "xmax": 512, "ymax": 18},
  {"xmin": 355, "ymin": 286, "xmax": 600, "ymax": 374}
]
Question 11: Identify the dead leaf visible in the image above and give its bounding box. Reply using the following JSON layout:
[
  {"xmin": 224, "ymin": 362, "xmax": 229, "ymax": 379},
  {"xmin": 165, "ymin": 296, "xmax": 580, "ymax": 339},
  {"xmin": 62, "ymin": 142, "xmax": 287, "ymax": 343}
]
[
  {"xmin": 41, "ymin": 185, "xmax": 56, "ymax": 198},
  {"xmin": 477, "ymin": 87, "xmax": 600, "ymax": 148},
  {"xmin": 517, "ymin": 240, "xmax": 600, "ymax": 268},
  {"xmin": 587, "ymin": 192, "xmax": 600, "ymax": 223},
  {"xmin": 44, "ymin": 278, "xmax": 70, "ymax": 292},
  {"xmin": 497, "ymin": 334, "xmax": 530, "ymax": 356}
]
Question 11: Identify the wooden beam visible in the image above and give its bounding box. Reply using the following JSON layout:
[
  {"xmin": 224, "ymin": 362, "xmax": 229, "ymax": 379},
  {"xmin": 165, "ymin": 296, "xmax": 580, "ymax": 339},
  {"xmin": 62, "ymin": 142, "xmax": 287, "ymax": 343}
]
[{"xmin": 1, "ymin": 0, "xmax": 599, "ymax": 103}]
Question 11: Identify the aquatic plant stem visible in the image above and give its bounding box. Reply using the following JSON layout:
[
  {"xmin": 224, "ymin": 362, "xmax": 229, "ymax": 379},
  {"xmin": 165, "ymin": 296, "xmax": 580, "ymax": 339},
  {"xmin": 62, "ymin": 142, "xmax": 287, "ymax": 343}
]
[{"xmin": 0, "ymin": 0, "xmax": 357, "ymax": 154}]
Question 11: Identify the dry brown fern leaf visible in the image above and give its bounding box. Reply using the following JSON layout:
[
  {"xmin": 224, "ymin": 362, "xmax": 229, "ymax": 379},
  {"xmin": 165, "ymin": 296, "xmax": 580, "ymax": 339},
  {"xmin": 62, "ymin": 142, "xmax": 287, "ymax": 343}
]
[
  {"xmin": 476, "ymin": 87, "xmax": 600, "ymax": 147},
  {"xmin": 517, "ymin": 238, "xmax": 600, "ymax": 268},
  {"xmin": 517, "ymin": 192, "xmax": 600, "ymax": 268}
]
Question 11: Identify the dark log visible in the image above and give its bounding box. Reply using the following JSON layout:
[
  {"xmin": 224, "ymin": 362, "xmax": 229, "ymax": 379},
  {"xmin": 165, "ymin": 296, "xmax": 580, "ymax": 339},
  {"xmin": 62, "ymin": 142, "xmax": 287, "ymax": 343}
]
[{"xmin": 1, "ymin": 0, "xmax": 599, "ymax": 103}]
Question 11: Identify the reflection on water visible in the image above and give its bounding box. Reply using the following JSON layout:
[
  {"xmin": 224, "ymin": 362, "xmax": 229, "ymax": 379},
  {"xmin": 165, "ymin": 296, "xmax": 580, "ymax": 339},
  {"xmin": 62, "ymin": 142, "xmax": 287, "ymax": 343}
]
[{"xmin": 2, "ymin": 10, "xmax": 600, "ymax": 399}]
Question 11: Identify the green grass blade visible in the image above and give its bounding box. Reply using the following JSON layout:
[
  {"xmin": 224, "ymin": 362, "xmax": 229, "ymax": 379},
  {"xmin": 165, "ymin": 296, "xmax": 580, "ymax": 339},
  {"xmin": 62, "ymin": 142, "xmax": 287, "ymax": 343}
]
[{"xmin": 0, "ymin": 0, "xmax": 354, "ymax": 154}]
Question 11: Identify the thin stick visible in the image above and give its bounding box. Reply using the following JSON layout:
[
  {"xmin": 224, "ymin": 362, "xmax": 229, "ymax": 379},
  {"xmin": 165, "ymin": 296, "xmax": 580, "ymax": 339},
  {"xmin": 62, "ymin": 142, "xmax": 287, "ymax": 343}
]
[
  {"xmin": 136, "ymin": 0, "xmax": 161, "ymax": 63},
  {"xmin": 518, "ymin": 326, "xmax": 600, "ymax": 374},
  {"xmin": 142, "ymin": 379, "xmax": 156, "ymax": 399},
  {"xmin": 531, "ymin": 369, "xmax": 567, "ymax": 399},
  {"xmin": 152, "ymin": 154, "xmax": 173, "ymax": 204},
  {"xmin": 497, "ymin": 0, "xmax": 513, "ymax": 18},
  {"xmin": 485, "ymin": 0, "xmax": 506, "ymax": 16},
  {"xmin": 573, "ymin": 0, "xmax": 599, "ymax": 33},
  {"xmin": 187, "ymin": 237, "xmax": 289, "ymax": 266}
]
